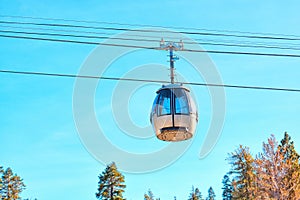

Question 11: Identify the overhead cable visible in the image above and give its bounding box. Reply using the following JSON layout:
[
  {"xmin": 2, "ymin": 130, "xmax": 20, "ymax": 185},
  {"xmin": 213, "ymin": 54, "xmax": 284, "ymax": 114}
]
[
  {"xmin": 1, "ymin": 14, "xmax": 300, "ymax": 39},
  {"xmin": 2, "ymin": 24, "xmax": 300, "ymax": 49},
  {"xmin": 0, "ymin": 69, "xmax": 300, "ymax": 93},
  {"xmin": 1, "ymin": 20, "xmax": 300, "ymax": 41},
  {"xmin": 2, "ymin": 29, "xmax": 300, "ymax": 51},
  {"xmin": 2, "ymin": 33, "xmax": 300, "ymax": 58}
]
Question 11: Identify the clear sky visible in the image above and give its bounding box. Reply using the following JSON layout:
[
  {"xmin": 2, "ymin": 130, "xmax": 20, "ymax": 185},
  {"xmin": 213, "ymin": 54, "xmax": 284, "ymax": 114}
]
[{"xmin": 1, "ymin": 0, "xmax": 300, "ymax": 199}]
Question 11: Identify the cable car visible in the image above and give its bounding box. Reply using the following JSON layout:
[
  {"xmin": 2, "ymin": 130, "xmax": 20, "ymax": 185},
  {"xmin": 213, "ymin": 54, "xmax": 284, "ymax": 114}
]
[
  {"xmin": 150, "ymin": 84, "xmax": 198, "ymax": 141},
  {"xmin": 150, "ymin": 39, "xmax": 198, "ymax": 141}
]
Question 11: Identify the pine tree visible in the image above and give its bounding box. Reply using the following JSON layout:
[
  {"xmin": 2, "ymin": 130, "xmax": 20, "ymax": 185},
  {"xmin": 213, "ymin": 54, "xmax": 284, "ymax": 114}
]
[
  {"xmin": 188, "ymin": 186, "xmax": 203, "ymax": 200},
  {"xmin": 0, "ymin": 167, "xmax": 26, "ymax": 200},
  {"xmin": 227, "ymin": 133, "xmax": 300, "ymax": 200},
  {"xmin": 144, "ymin": 190, "xmax": 153, "ymax": 200},
  {"xmin": 206, "ymin": 187, "xmax": 216, "ymax": 200},
  {"xmin": 144, "ymin": 189, "xmax": 160, "ymax": 200},
  {"xmin": 222, "ymin": 175, "xmax": 233, "ymax": 200},
  {"xmin": 96, "ymin": 162, "xmax": 126, "ymax": 200},
  {"xmin": 278, "ymin": 132, "xmax": 300, "ymax": 199},
  {"xmin": 227, "ymin": 145, "xmax": 257, "ymax": 199},
  {"xmin": 279, "ymin": 132, "xmax": 299, "ymax": 162}
]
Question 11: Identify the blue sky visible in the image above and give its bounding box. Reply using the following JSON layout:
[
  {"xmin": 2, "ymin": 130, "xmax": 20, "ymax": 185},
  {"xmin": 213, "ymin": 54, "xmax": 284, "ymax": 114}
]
[{"xmin": 1, "ymin": 0, "xmax": 300, "ymax": 199}]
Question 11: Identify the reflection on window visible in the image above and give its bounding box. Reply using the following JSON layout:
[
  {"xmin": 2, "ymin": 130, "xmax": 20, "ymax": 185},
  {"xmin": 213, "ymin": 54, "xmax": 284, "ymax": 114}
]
[
  {"xmin": 157, "ymin": 88, "xmax": 190, "ymax": 116},
  {"xmin": 158, "ymin": 89, "xmax": 171, "ymax": 116},
  {"xmin": 174, "ymin": 89, "xmax": 189, "ymax": 114}
]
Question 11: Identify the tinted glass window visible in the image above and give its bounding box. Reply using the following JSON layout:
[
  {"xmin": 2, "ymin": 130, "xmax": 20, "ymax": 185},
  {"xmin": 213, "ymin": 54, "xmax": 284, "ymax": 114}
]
[
  {"xmin": 174, "ymin": 89, "xmax": 189, "ymax": 114},
  {"xmin": 157, "ymin": 89, "xmax": 171, "ymax": 116}
]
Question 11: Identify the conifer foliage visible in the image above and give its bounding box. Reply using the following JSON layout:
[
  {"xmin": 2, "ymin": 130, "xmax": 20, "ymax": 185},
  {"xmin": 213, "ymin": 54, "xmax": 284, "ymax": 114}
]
[
  {"xmin": 188, "ymin": 186, "xmax": 203, "ymax": 200},
  {"xmin": 227, "ymin": 132, "xmax": 300, "ymax": 200},
  {"xmin": 221, "ymin": 175, "xmax": 233, "ymax": 200},
  {"xmin": 96, "ymin": 162, "xmax": 126, "ymax": 200},
  {"xmin": 144, "ymin": 189, "xmax": 155, "ymax": 200},
  {"xmin": 139, "ymin": 133, "xmax": 299, "ymax": 200},
  {"xmin": 206, "ymin": 187, "xmax": 216, "ymax": 200},
  {"xmin": 0, "ymin": 166, "xmax": 26, "ymax": 200},
  {"xmin": 278, "ymin": 132, "xmax": 300, "ymax": 198},
  {"xmin": 144, "ymin": 189, "xmax": 160, "ymax": 200},
  {"xmin": 227, "ymin": 145, "xmax": 257, "ymax": 199}
]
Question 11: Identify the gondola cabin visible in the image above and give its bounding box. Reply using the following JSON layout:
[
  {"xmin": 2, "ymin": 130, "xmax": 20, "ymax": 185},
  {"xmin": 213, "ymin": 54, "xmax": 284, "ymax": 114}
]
[{"xmin": 150, "ymin": 84, "xmax": 198, "ymax": 141}]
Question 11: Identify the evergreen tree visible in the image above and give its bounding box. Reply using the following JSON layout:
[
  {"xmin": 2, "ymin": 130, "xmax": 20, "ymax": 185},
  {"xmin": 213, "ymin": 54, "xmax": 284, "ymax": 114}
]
[
  {"xmin": 279, "ymin": 132, "xmax": 299, "ymax": 162},
  {"xmin": 278, "ymin": 132, "xmax": 300, "ymax": 199},
  {"xmin": 227, "ymin": 133, "xmax": 300, "ymax": 200},
  {"xmin": 96, "ymin": 162, "xmax": 126, "ymax": 200},
  {"xmin": 227, "ymin": 145, "xmax": 257, "ymax": 199},
  {"xmin": 0, "ymin": 167, "xmax": 26, "ymax": 200},
  {"xmin": 188, "ymin": 186, "xmax": 203, "ymax": 200},
  {"xmin": 144, "ymin": 189, "xmax": 160, "ymax": 200},
  {"xmin": 144, "ymin": 190, "xmax": 153, "ymax": 200},
  {"xmin": 206, "ymin": 187, "xmax": 216, "ymax": 200},
  {"xmin": 255, "ymin": 134, "xmax": 300, "ymax": 199},
  {"xmin": 221, "ymin": 175, "xmax": 233, "ymax": 200}
]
